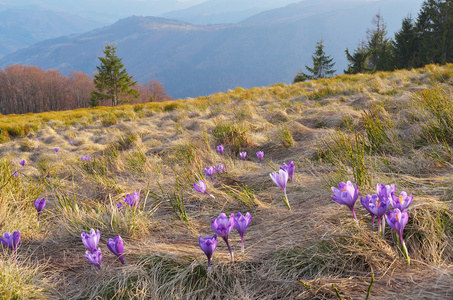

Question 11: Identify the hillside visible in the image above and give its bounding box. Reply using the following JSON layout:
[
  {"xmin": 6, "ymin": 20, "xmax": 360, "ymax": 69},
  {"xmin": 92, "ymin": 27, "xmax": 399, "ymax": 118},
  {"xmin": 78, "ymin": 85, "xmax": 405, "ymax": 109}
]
[
  {"xmin": 0, "ymin": 65, "xmax": 452, "ymax": 298},
  {"xmin": 0, "ymin": 0, "xmax": 425, "ymax": 99},
  {"xmin": 160, "ymin": 0, "xmax": 297, "ymax": 25},
  {"xmin": 0, "ymin": 8, "xmax": 103, "ymax": 58}
]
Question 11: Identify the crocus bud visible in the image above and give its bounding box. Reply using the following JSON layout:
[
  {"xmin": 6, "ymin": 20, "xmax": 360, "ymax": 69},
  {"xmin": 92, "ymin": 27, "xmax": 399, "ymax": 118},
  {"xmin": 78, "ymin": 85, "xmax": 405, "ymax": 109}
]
[
  {"xmin": 85, "ymin": 248, "xmax": 102, "ymax": 270},
  {"xmin": 199, "ymin": 235, "xmax": 217, "ymax": 268},
  {"xmin": 107, "ymin": 236, "xmax": 125, "ymax": 264}
]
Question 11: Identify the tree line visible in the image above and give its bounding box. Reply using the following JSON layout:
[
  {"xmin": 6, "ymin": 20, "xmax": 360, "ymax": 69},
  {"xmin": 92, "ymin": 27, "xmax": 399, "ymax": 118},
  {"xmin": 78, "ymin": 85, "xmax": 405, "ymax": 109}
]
[
  {"xmin": 294, "ymin": 0, "xmax": 453, "ymax": 82},
  {"xmin": 0, "ymin": 52, "xmax": 172, "ymax": 115}
]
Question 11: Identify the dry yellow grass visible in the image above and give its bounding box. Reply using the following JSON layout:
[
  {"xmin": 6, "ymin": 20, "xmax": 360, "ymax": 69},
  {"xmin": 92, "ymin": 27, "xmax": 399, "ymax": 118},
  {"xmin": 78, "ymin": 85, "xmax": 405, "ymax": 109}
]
[{"xmin": 0, "ymin": 64, "xmax": 452, "ymax": 299}]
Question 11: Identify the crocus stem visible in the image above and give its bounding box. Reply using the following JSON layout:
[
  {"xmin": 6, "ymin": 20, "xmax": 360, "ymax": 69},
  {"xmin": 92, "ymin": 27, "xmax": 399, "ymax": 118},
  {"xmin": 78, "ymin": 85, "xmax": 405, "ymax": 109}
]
[
  {"xmin": 14, "ymin": 250, "xmax": 17, "ymax": 266},
  {"xmin": 207, "ymin": 257, "xmax": 211, "ymax": 268},
  {"xmin": 378, "ymin": 218, "xmax": 381, "ymax": 236},
  {"xmin": 400, "ymin": 236, "xmax": 410, "ymax": 265},
  {"xmin": 223, "ymin": 237, "xmax": 233, "ymax": 261},
  {"xmin": 205, "ymin": 192, "xmax": 215, "ymax": 199},
  {"xmin": 37, "ymin": 213, "xmax": 40, "ymax": 222},
  {"xmin": 350, "ymin": 207, "xmax": 358, "ymax": 221},
  {"xmin": 371, "ymin": 215, "xmax": 375, "ymax": 230},
  {"xmin": 381, "ymin": 217, "xmax": 386, "ymax": 236},
  {"xmin": 283, "ymin": 191, "xmax": 291, "ymax": 210},
  {"xmin": 241, "ymin": 236, "xmax": 244, "ymax": 252}
]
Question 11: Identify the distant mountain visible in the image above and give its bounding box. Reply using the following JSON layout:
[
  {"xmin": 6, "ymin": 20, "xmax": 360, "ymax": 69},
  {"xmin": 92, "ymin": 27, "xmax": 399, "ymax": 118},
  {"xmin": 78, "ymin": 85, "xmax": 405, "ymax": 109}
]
[
  {"xmin": 0, "ymin": 0, "xmax": 206, "ymax": 24},
  {"xmin": 0, "ymin": 9, "xmax": 103, "ymax": 58},
  {"xmin": 160, "ymin": 0, "xmax": 298, "ymax": 25},
  {"xmin": 0, "ymin": 0, "xmax": 425, "ymax": 99}
]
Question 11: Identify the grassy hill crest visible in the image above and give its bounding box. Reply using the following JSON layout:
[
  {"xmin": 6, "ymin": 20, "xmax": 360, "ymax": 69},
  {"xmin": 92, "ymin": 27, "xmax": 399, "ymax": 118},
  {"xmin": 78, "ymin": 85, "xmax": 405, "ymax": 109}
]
[{"xmin": 0, "ymin": 65, "xmax": 452, "ymax": 298}]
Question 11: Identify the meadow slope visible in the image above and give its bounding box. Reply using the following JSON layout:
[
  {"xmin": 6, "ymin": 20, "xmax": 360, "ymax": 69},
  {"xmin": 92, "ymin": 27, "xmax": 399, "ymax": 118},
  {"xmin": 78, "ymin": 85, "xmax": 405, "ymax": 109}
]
[{"xmin": 0, "ymin": 64, "xmax": 452, "ymax": 299}]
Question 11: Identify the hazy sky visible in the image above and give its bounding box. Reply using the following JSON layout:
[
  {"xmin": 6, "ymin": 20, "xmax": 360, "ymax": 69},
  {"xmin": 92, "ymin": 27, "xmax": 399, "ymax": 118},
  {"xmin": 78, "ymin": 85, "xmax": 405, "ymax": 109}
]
[{"xmin": 0, "ymin": 0, "xmax": 208, "ymax": 23}]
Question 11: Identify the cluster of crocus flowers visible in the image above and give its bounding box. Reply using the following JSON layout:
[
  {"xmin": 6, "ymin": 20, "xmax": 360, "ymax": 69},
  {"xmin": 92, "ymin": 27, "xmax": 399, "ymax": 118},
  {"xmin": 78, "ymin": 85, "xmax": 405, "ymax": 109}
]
[
  {"xmin": 34, "ymin": 198, "xmax": 46, "ymax": 221},
  {"xmin": 117, "ymin": 191, "xmax": 140, "ymax": 209},
  {"xmin": 270, "ymin": 169, "xmax": 291, "ymax": 210},
  {"xmin": 331, "ymin": 181, "xmax": 412, "ymax": 264},
  {"xmin": 81, "ymin": 156, "xmax": 91, "ymax": 162},
  {"xmin": 200, "ymin": 212, "xmax": 252, "ymax": 268},
  {"xmin": 256, "ymin": 151, "xmax": 264, "ymax": 164},
  {"xmin": 0, "ymin": 231, "xmax": 21, "ymax": 265},
  {"xmin": 193, "ymin": 180, "xmax": 215, "ymax": 198}
]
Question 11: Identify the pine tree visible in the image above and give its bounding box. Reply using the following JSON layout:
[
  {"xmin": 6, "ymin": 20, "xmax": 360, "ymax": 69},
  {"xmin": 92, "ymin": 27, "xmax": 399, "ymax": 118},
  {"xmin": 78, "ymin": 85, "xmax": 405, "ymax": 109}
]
[
  {"xmin": 344, "ymin": 40, "xmax": 374, "ymax": 74},
  {"xmin": 366, "ymin": 12, "xmax": 394, "ymax": 71},
  {"xmin": 90, "ymin": 44, "xmax": 139, "ymax": 107},
  {"xmin": 393, "ymin": 15, "xmax": 418, "ymax": 69},
  {"xmin": 293, "ymin": 38, "xmax": 336, "ymax": 83},
  {"xmin": 416, "ymin": 0, "xmax": 453, "ymax": 66}
]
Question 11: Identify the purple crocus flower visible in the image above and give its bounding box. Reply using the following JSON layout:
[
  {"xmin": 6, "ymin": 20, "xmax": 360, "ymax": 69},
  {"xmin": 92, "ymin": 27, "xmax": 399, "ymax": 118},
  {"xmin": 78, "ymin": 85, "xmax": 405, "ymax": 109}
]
[
  {"xmin": 216, "ymin": 145, "xmax": 224, "ymax": 157},
  {"xmin": 193, "ymin": 180, "xmax": 215, "ymax": 198},
  {"xmin": 215, "ymin": 164, "xmax": 226, "ymax": 174},
  {"xmin": 199, "ymin": 234, "xmax": 217, "ymax": 269},
  {"xmin": 69, "ymin": 140, "xmax": 73, "ymax": 146},
  {"xmin": 11, "ymin": 161, "xmax": 14, "ymax": 166},
  {"xmin": 280, "ymin": 161, "xmax": 295, "ymax": 183},
  {"xmin": 204, "ymin": 166, "xmax": 216, "ymax": 182},
  {"xmin": 54, "ymin": 148, "xmax": 59, "ymax": 153},
  {"xmin": 256, "ymin": 151, "xmax": 264, "ymax": 164},
  {"xmin": 361, "ymin": 194, "xmax": 390, "ymax": 233},
  {"xmin": 123, "ymin": 191, "xmax": 140, "ymax": 208},
  {"xmin": 0, "ymin": 231, "xmax": 21, "ymax": 265},
  {"xmin": 233, "ymin": 212, "xmax": 252, "ymax": 252},
  {"xmin": 211, "ymin": 213, "xmax": 235, "ymax": 261},
  {"xmin": 377, "ymin": 183, "xmax": 395, "ymax": 202},
  {"xmin": 34, "ymin": 198, "xmax": 47, "ymax": 221},
  {"xmin": 81, "ymin": 228, "xmax": 100, "ymax": 253},
  {"xmin": 385, "ymin": 208, "xmax": 410, "ymax": 264},
  {"xmin": 81, "ymin": 156, "xmax": 91, "ymax": 162},
  {"xmin": 361, "ymin": 195, "xmax": 376, "ymax": 228},
  {"xmin": 239, "ymin": 152, "xmax": 246, "ymax": 160},
  {"xmin": 270, "ymin": 169, "xmax": 291, "ymax": 210},
  {"xmin": 107, "ymin": 236, "xmax": 125, "ymax": 264},
  {"xmin": 0, "ymin": 231, "xmax": 21, "ymax": 251},
  {"xmin": 85, "ymin": 248, "xmax": 102, "ymax": 270},
  {"xmin": 19, "ymin": 160, "xmax": 26, "ymax": 166},
  {"xmin": 116, "ymin": 201, "xmax": 123, "ymax": 210},
  {"xmin": 331, "ymin": 181, "xmax": 359, "ymax": 221},
  {"xmin": 391, "ymin": 192, "xmax": 413, "ymax": 211}
]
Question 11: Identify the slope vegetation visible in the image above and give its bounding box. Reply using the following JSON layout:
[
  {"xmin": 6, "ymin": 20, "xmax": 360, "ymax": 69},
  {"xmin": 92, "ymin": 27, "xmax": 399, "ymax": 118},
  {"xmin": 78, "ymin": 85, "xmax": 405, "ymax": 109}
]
[{"xmin": 0, "ymin": 65, "xmax": 452, "ymax": 299}]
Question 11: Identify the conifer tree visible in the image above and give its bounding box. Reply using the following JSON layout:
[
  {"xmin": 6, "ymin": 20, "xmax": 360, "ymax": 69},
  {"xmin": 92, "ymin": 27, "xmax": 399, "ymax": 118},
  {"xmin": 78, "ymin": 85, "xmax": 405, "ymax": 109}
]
[
  {"xmin": 344, "ymin": 40, "xmax": 374, "ymax": 74},
  {"xmin": 90, "ymin": 44, "xmax": 139, "ymax": 107},
  {"xmin": 366, "ymin": 12, "xmax": 394, "ymax": 71},
  {"xmin": 293, "ymin": 38, "xmax": 336, "ymax": 83},
  {"xmin": 416, "ymin": 0, "xmax": 453, "ymax": 66},
  {"xmin": 393, "ymin": 15, "xmax": 418, "ymax": 69}
]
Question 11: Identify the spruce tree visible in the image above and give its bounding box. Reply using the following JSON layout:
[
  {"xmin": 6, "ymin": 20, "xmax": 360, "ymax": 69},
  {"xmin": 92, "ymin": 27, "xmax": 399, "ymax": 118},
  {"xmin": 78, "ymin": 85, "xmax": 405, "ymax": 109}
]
[
  {"xmin": 293, "ymin": 38, "xmax": 336, "ymax": 83},
  {"xmin": 90, "ymin": 44, "xmax": 139, "ymax": 107},
  {"xmin": 393, "ymin": 15, "xmax": 418, "ymax": 69},
  {"xmin": 366, "ymin": 12, "xmax": 394, "ymax": 71},
  {"xmin": 344, "ymin": 40, "xmax": 374, "ymax": 74},
  {"xmin": 416, "ymin": 0, "xmax": 453, "ymax": 66}
]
